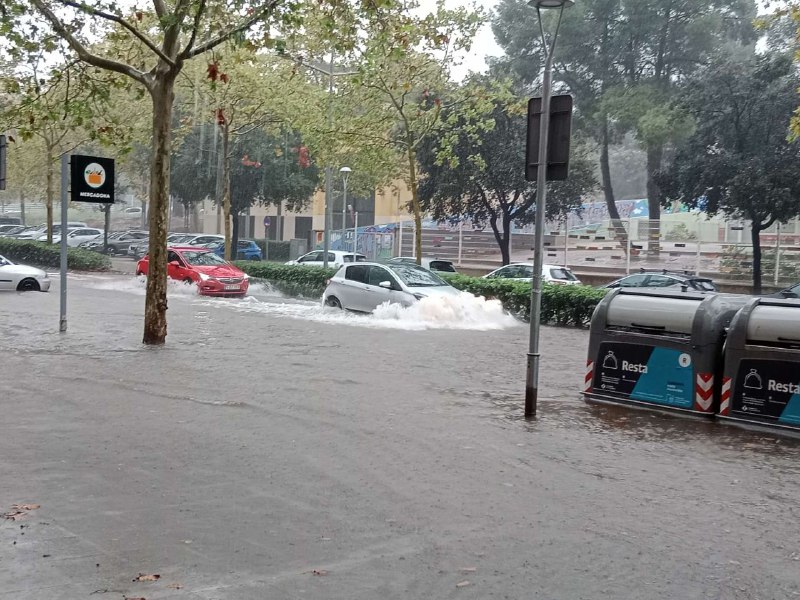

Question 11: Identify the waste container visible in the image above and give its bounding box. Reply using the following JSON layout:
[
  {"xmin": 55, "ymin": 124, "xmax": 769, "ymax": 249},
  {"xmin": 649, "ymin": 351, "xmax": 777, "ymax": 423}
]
[
  {"xmin": 584, "ymin": 289, "xmax": 748, "ymax": 415},
  {"xmin": 719, "ymin": 298, "xmax": 800, "ymax": 430}
]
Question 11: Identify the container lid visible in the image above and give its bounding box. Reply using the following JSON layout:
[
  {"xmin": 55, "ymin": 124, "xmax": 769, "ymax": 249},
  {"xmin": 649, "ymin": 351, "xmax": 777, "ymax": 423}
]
[
  {"xmin": 746, "ymin": 299, "xmax": 800, "ymax": 343},
  {"xmin": 607, "ymin": 290, "xmax": 704, "ymax": 334}
]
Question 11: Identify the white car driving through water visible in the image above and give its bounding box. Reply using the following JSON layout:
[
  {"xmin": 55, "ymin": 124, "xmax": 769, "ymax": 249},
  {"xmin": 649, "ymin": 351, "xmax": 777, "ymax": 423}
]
[
  {"xmin": 0, "ymin": 254, "xmax": 51, "ymax": 292},
  {"xmin": 323, "ymin": 262, "xmax": 460, "ymax": 312}
]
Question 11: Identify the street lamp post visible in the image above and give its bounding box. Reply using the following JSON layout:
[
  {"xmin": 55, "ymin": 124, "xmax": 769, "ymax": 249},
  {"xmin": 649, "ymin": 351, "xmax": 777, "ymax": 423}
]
[
  {"xmin": 525, "ymin": 0, "xmax": 573, "ymax": 418},
  {"xmin": 340, "ymin": 166, "xmax": 351, "ymax": 252}
]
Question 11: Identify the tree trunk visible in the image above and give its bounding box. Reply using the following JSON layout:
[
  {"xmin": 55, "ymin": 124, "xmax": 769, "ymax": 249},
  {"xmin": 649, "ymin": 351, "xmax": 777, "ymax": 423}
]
[
  {"xmin": 487, "ymin": 213, "xmax": 509, "ymax": 265},
  {"xmin": 231, "ymin": 212, "xmax": 240, "ymax": 260},
  {"xmin": 600, "ymin": 120, "xmax": 627, "ymax": 247},
  {"xmin": 645, "ymin": 144, "xmax": 663, "ymax": 254},
  {"xmin": 500, "ymin": 211, "xmax": 512, "ymax": 265},
  {"xmin": 222, "ymin": 121, "xmax": 232, "ymax": 261},
  {"xmin": 45, "ymin": 148, "xmax": 54, "ymax": 243},
  {"xmin": 751, "ymin": 223, "xmax": 763, "ymax": 295},
  {"xmin": 406, "ymin": 144, "xmax": 423, "ymax": 265},
  {"xmin": 20, "ymin": 190, "xmax": 26, "ymax": 226},
  {"xmin": 142, "ymin": 75, "xmax": 177, "ymax": 346}
]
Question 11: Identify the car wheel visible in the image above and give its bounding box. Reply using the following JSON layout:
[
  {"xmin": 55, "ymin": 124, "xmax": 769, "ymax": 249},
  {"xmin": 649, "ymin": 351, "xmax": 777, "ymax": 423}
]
[
  {"xmin": 325, "ymin": 296, "xmax": 342, "ymax": 309},
  {"xmin": 17, "ymin": 278, "xmax": 41, "ymax": 292},
  {"xmin": 183, "ymin": 278, "xmax": 194, "ymax": 285},
  {"xmin": 135, "ymin": 271, "xmax": 144, "ymax": 277}
]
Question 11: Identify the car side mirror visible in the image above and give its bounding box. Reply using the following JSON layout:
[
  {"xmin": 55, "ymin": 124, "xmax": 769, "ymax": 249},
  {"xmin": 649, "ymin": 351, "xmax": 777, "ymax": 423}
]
[
  {"xmin": 782, "ymin": 291, "xmax": 798, "ymax": 298},
  {"xmin": 169, "ymin": 260, "xmax": 181, "ymax": 267},
  {"xmin": 379, "ymin": 281, "xmax": 392, "ymax": 289}
]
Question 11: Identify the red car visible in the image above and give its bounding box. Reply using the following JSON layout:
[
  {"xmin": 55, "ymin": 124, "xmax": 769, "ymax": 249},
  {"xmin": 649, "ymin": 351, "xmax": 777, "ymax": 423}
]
[{"xmin": 136, "ymin": 246, "xmax": 250, "ymax": 297}]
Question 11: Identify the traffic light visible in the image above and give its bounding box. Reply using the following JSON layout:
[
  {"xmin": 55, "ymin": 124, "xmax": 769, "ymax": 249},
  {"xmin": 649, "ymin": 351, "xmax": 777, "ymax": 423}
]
[{"xmin": 525, "ymin": 94, "xmax": 573, "ymax": 181}]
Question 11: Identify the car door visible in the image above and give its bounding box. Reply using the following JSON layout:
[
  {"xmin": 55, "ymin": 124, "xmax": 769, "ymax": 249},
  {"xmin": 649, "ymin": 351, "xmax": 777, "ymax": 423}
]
[
  {"xmin": 297, "ymin": 251, "xmax": 322, "ymax": 266},
  {"xmin": 338, "ymin": 264, "xmax": 370, "ymax": 311},
  {"xmin": 363, "ymin": 265, "xmax": 405, "ymax": 312},
  {"xmin": 0, "ymin": 257, "xmax": 14, "ymax": 290},
  {"xmin": 166, "ymin": 250, "xmax": 192, "ymax": 281}
]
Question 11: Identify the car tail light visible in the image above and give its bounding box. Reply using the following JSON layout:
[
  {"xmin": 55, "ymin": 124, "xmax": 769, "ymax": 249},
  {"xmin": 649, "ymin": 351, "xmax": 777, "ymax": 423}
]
[{"xmin": 325, "ymin": 279, "xmax": 331, "ymax": 286}]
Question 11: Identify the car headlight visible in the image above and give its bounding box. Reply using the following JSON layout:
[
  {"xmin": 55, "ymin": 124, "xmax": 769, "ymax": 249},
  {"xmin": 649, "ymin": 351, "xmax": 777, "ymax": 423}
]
[
  {"xmin": 41, "ymin": 272, "xmax": 49, "ymax": 279},
  {"xmin": 242, "ymin": 273, "xmax": 250, "ymax": 280},
  {"xmin": 198, "ymin": 273, "xmax": 210, "ymax": 281}
]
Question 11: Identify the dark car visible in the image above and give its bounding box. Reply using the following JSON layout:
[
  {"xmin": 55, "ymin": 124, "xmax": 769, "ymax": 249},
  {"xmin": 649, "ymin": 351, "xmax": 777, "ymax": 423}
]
[
  {"xmin": 769, "ymin": 282, "xmax": 800, "ymax": 299},
  {"xmin": 82, "ymin": 231, "xmax": 148, "ymax": 255},
  {"xmin": 604, "ymin": 270, "xmax": 717, "ymax": 293}
]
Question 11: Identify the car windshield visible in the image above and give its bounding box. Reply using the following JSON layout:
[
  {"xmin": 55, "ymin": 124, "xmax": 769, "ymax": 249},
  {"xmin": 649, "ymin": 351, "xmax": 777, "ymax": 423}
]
[
  {"xmin": 549, "ymin": 267, "xmax": 577, "ymax": 281},
  {"xmin": 182, "ymin": 251, "xmax": 227, "ymax": 266},
  {"xmin": 390, "ymin": 264, "xmax": 448, "ymax": 287}
]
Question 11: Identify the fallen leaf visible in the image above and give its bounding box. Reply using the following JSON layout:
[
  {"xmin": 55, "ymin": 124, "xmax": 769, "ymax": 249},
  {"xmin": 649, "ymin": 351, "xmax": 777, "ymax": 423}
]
[
  {"xmin": 132, "ymin": 573, "xmax": 160, "ymax": 582},
  {"xmin": 456, "ymin": 580, "xmax": 471, "ymax": 588},
  {"xmin": 12, "ymin": 504, "xmax": 41, "ymax": 511},
  {"xmin": 311, "ymin": 569, "xmax": 328, "ymax": 576},
  {"xmin": 2, "ymin": 510, "xmax": 27, "ymax": 521},
  {"xmin": 166, "ymin": 583, "xmax": 183, "ymax": 590}
]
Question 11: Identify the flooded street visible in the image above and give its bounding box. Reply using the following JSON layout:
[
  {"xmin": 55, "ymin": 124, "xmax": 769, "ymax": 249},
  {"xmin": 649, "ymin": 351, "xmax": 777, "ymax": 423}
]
[{"xmin": 1, "ymin": 274, "xmax": 799, "ymax": 599}]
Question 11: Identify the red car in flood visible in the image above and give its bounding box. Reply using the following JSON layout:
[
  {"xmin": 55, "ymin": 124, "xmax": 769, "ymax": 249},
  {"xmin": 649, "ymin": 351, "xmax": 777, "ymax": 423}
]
[{"xmin": 136, "ymin": 246, "xmax": 250, "ymax": 297}]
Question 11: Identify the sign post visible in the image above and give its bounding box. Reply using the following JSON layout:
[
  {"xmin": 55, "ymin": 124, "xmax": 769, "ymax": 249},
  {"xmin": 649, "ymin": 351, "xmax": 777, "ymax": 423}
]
[
  {"xmin": 60, "ymin": 154, "xmax": 68, "ymax": 332},
  {"xmin": 61, "ymin": 154, "xmax": 115, "ymax": 333}
]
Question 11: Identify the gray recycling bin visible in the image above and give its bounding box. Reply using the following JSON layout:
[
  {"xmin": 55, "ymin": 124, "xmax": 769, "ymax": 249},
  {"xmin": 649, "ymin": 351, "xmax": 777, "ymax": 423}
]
[
  {"xmin": 719, "ymin": 298, "xmax": 800, "ymax": 430},
  {"xmin": 584, "ymin": 289, "xmax": 748, "ymax": 415}
]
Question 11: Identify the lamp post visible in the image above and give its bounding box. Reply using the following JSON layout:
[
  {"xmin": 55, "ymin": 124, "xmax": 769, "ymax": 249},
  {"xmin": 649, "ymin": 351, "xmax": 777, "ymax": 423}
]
[
  {"xmin": 340, "ymin": 166, "xmax": 351, "ymax": 252},
  {"xmin": 525, "ymin": 0, "xmax": 573, "ymax": 418}
]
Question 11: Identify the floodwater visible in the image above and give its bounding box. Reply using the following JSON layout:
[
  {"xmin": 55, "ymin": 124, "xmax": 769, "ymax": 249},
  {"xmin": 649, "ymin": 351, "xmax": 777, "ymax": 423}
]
[{"xmin": 1, "ymin": 273, "xmax": 798, "ymax": 599}]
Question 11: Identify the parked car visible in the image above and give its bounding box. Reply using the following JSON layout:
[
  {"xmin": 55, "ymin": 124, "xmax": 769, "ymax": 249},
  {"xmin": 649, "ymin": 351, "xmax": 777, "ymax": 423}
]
[
  {"xmin": 0, "ymin": 225, "xmax": 28, "ymax": 237},
  {"xmin": 17, "ymin": 222, "xmax": 88, "ymax": 240},
  {"xmin": 101, "ymin": 231, "xmax": 149, "ymax": 255},
  {"xmin": 604, "ymin": 271, "xmax": 717, "ymax": 293},
  {"xmin": 187, "ymin": 234, "xmax": 225, "ymax": 247},
  {"xmin": 205, "ymin": 239, "xmax": 263, "ymax": 261},
  {"xmin": 0, "ymin": 254, "xmax": 51, "ymax": 292},
  {"xmin": 387, "ymin": 256, "xmax": 458, "ymax": 273},
  {"xmin": 123, "ymin": 206, "xmax": 143, "ymax": 216},
  {"xmin": 769, "ymin": 282, "xmax": 800, "ymax": 299},
  {"xmin": 483, "ymin": 263, "xmax": 582, "ymax": 285},
  {"xmin": 287, "ymin": 250, "xmax": 367, "ymax": 268},
  {"xmin": 53, "ymin": 227, "xmax": 104, "ymax": 247},
  {"xmin": 323, "ymin": 262, "xmax": 460, "ymax": 312},
  {"xmin": 136, "ymin": 246, "xmax": 250, "ymax": 297}
]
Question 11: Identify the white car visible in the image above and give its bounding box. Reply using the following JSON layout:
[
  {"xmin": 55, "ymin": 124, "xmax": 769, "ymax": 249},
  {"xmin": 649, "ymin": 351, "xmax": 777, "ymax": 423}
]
[
  {"xmin": 287, "ymin": 250, "xmax": 366, "ymax": 268},
  {"xmin": 484, "ymin": 263, "xmax": 582, "ymax": 285},
  {"xmin": 53, "ymin": 228, "xmax": 104, "ymax": 247},
  {"xmin": 387, "ymin": 256, "xmax": 458, "ymax": 273},
  {"xmin": 0, "ymin": 254, "xmax": 51, "ymax": 292},
  {"xmin": 323, "ymin": 261, "xmax": 460, "ymax": 312}
]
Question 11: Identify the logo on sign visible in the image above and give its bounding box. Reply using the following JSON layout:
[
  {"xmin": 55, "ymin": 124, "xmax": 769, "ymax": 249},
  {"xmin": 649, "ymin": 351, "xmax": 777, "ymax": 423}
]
[
  {"xmin": 767, "ymin": 380, "xmax": 800, "ymax": 394},
  {"xmin": 622, "ymin": 360, "xmax": 648, "ymax": 374},
  {"xmin": 84, "ymin": 163, "xmax": 106, "ymax": 189}
]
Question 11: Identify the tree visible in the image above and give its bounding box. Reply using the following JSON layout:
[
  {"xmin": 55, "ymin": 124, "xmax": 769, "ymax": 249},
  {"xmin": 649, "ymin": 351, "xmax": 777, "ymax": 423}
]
[
  {"xmin": 3, "ymin": 0, "xmax": 298, "ymax": 344},
  {"xmin": 352, "ymin": 0, "xmax": 483, "ymax": 264},
  {"xmin": 417, "ymin": 88, "xmax": 596, "ymax": 264},
  {"xmin": 492, "ymin": 0, "xmax": 757, "ymax": 248},
  {"xmin": 659, "ymin": 53, "xmax": 800, "ymax": 294}
]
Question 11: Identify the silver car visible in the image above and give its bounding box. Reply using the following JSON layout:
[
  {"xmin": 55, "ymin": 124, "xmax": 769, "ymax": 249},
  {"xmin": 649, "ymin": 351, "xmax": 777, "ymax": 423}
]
[
  {"xmin": 323, "ymin": 262, "xmax": 460, "ymax": 312},
  {"xmin": 0, "ymin": 254, "xmax": 51, "ymax": 292}
]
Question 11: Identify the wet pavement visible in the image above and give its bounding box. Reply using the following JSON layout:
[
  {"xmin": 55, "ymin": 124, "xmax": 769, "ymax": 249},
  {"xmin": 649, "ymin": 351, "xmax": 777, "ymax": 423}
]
[{"xmin": 1, "ymin": 274, "xmax": 799, "ymax": 599}]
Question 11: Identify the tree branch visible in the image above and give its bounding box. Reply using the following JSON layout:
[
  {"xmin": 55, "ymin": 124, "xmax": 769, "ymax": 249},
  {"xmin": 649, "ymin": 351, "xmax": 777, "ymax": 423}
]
[
  {"xmin": 184, "ymin": 0, "xmax": 280, "ymax": 59},
  {"xmin": 181, "ymin": 0, "xmax": 207, "ymax": 57},
  {"xmin": 30, "ymin": 0, "xmax": 149, "ymax": 87},
  {"xmin": 152, "ymin": 0, "xmax": 168, "ymax": 18},
  {"xmin": 55, "ymin": 0, "xmax": 176, "ymax": 67}
]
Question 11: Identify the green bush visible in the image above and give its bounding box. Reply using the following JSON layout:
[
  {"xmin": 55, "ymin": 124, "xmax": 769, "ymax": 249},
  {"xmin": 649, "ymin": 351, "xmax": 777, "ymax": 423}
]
[
  {"xmin": 235, "ymin": 261, "xmax": 335, "ymax": 298},
  {"xmin": 0, "ymin": 238, "xmax": 111, "ymax": 271}
]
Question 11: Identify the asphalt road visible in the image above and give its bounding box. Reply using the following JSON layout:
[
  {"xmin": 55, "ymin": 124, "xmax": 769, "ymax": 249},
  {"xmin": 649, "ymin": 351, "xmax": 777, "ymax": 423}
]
[{"xmin": 1, "ymin": 275, "xmax": 799, "ymax": 599}]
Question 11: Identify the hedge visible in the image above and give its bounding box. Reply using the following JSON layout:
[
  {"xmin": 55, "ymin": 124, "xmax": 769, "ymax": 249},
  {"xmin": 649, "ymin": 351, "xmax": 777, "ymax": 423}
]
[
  {"xmin": 235, "ymin": 261, "xmax": 606, "ymax": 326},
  {"xmin": 235, "ymin": 261, "xmax": 335, "ymax": 298},
  {"xmin": 0, "ymin": 238, "xmax": 111, "ymax": 271}
]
